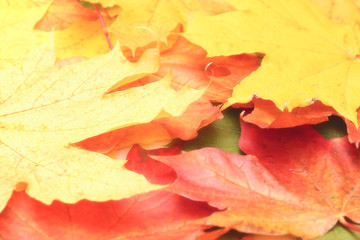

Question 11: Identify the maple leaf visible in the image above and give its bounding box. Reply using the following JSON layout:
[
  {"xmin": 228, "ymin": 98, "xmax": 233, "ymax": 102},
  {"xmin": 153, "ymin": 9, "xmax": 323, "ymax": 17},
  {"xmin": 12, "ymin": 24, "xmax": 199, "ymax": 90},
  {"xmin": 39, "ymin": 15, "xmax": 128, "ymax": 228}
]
[
  {"xmin": 1, "ymin": 1, "xmax": 110, "ymax": 63},
  {"xmin": 242, "ymin": 98, "xmax": 335, "ymax": 128},
  {"xmin": 0, "ymin": 36, "xmax": 205, "ymax": 211},
  {"xmin": 0, "ymin": 190, "xmax": 217, "ymax": 239},
  {"xmin": 0, "ymin": 4, "xmax": 49, "ymax": 67},
  {"xmin": 78, "ymin": 122, "xmax": 173, "ymax": 153},
  {"xmin": 125, "ymin": 143, "xmax": 180, "ymax": 185},
  {"xmin": 54, "ymin": 20, "xmax": 111, "ymax": 59},
  {"xmin": 154, "ymin": 98, "xmax": 222, "ymax": 140},
  {"xmin": 35, "ymin": 0, "xmax": 98, "ymax": 31},
  {"xmin": 86, "ymin": 0, "xmax": 238, "ymax": 54},
  {"xmin": 310, "ymin": 0, "xmax": 360, "ymax": 24},
  {"xmin": 346, "ymin": 118, "xmax": 360, "ymax": 147},
  {"xmin": 78, "ymin": 98, "xmax": 221, "ymax": 154},
  {"xmin": 157, "ymin": 37, "xmax": 260, "ymax": 103},
  {"xmin": 182, "ymin": 0, "xmax": 360, "ymax": 126},
  {"xmin": 113, "ymin": 37, "xmax": 260, "ymax": 103},
  {"xmin": 85, "ymin": 0, "xmax": 186, "ymax": 53},
  {"xmin": 78, "ymin": 37, "xmax": 259, "ymax": 152},
  {"xmin": 156, "ymin": 120, "xmax": 360, "ymax": 239},
  {"xmin": 0, "ymin": 0, "xmax": 51, "ymax": 7}
]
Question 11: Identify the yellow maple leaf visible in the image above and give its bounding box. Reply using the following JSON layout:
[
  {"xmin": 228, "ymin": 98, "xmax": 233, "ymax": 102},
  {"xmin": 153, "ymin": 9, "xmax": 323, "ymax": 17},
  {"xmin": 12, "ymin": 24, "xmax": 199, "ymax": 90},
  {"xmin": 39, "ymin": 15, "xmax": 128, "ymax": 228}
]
[
  {"xmin": 54, "ymin": 20, "xmax": 110, "ymax": 59},
  {"xmin": 0, "ymin": 4, "xmax": 49, "ymax": 67},
  {"xmin": 182, "ymin": 0, "xmax": 360, "ymax": 126},
  {"xmin": 102, "ymin": 0, "xmax": 186, "ymax": 53},
  {"xmin": 0, "ymin": 2, "xmax": 109, "ymax": 65},
  {"xmin": 85, "ymin": 0, "xmax": 237, "ymax": 54},
  {"xmin": 0, "ymin": 0, "xmax": 51, "ymax": 7},
  {"xmin": 310, "ymin": 0, "xmax": 360, "ymax": 24},
  {"xmin": 0, "ymin": 36, "xmax": 205, "ymax": 212}
]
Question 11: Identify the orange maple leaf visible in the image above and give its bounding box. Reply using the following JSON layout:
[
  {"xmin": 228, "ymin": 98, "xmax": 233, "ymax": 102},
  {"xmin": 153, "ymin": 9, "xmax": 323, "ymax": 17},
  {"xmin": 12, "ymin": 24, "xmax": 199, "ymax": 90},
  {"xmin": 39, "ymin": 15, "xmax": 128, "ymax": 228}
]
[
  {"xmin": 241, "ymin": 98, "xmax": 335, "ymax": 128},
  {"xmin": 157, "ymin": 37, "xmax": 260, "ymax": 103},
  {"xmin": 77, "ymin": 98, "xmax": 221, "ymax": 154},
  {"xmin": 35, "ymin": 0, "xmax": 98, "ymax": 31},
  {"xmin": 156, "ymin": 121, "xmax": 360, "ymax": 239},
  {"xmin": 0, "ymin": 190, "xmax": 217, "ymax": 239}
]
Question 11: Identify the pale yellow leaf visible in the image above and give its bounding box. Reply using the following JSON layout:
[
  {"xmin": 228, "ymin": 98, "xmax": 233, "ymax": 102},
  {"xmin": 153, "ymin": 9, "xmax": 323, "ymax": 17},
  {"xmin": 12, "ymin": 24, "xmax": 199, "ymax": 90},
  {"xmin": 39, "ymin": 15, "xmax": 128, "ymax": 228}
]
[{"xmin": 0, "ymin": 35, "xmax": 204, "ymax": 211}]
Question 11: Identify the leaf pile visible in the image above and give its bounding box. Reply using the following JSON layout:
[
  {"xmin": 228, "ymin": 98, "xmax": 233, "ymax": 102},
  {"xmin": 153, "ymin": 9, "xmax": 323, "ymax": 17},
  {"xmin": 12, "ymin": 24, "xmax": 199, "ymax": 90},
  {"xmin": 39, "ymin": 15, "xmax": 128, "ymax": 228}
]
[{"xmin": 1, "ymin": 0, "xmax": 360, "ymax": 239}]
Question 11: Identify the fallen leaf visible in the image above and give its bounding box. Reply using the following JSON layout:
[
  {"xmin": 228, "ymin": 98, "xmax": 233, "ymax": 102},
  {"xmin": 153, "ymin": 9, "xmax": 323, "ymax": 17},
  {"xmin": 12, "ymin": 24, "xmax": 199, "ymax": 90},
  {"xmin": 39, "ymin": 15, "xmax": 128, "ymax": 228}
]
[
  {"xmin": 87, "ymin": 0, "xmax": 238, "ymax": 54},
  {"xmin": 179, "ymin": 0, "xmax": 237, "ymax": 15},
  {"xmin": 117, "ymin": 37, "xmax": 259, "ymax": 103},
  {"xmin": 55, "ymin": 56, "xmax": 87, "ymax": 68},
  {"xmin": 157, "ymin": 37, "xmax": 260, "ymax": 102},
  {"xmin": 242, "ymin": 98, "xmax": 334, "ymax": 128},
  {"xmin": 54, "ymin": 20, "xmax": 111, "ymax": 59},
  {"xmin": 154, "ymin": 99, "xmax": 222, "ymax": 140},
  {"xmin": 93, "ymin": 0, "xmax": 186, "ymax": 53},
  {"xmin": 310, "ymin": 0, "xmax": 360, "ymax": 24},
  {"xmin": 355, "ymin": 0, "xmax": 360, "ymax": 9},
  {"xmin": 35, "ymin": 0, "xmax": 98, "ymax": 31},
  {"xmin": 156, "ymin": 120, "xmax": 360, "ymax": 239},
  {"xmin": 78, "ymin": 98, "xmax": 220, "ymax": 155},
  {"xmin": 0, "ymin": 190, "xmax": 217, "ymax": 239},
  {"xmin": 0, "ymin": 0, "xmax": 50, "ymax": 7},
  {"xmin": 125, "ymin": 143, "xmax": 180, "ymax": 185},
  {"xmin": 0, "ymin": 4, "xmax": 49, "ymax": 67},
  {"xmin": 77, "ymin": 122, "xmax": 172, "ymax": 153},
  {"xmin": 0, "ymin": 36, "xmax": 205, "ymax": 211},
  {"xmin": 90, "ymin": 0, "xmax": 236, "ymax": 13},
  {"xmin": 346, "ymin": 117, "xmax": 360, "ymax": 147},
  {"xmin": 183, "ymin": 0, "xmax": 360, "ymax": 126}
]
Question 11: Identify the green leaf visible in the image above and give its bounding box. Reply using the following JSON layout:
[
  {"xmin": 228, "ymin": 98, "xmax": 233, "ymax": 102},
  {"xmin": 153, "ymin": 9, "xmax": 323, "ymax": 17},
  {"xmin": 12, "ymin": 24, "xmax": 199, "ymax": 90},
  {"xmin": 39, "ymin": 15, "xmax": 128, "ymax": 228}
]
[
  {"xmin": 315, "ymin": 224, "xmax": 360, "ymax": 240},
  {"xmin": 183, "ymin": 107, "xmax": 243, "ymax": 154}
]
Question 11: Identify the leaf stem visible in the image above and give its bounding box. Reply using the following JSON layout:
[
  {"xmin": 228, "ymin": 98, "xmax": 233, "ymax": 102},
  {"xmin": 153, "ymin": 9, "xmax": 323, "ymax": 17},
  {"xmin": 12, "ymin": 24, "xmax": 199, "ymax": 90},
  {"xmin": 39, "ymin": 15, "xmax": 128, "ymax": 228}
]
[
  {"xmin": 93, "ymin": 3, "xmax": 113, "ymax": 50},
  {"xmin": 339, "ymin": 216, "xmax": 360, "ymax": 232}
]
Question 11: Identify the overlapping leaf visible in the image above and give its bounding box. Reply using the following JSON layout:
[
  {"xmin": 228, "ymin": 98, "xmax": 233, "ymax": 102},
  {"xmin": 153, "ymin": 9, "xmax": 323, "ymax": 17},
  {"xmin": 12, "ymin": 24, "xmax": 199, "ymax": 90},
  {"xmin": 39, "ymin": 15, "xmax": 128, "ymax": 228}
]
[
  {"xmin": 85, "ymin": 0, "xmax": 238, "ymax": 54},
  {"xmin": 154, "ymin": 99, "xmax": 221, "ymax": 140},
  {"xmin": 183, "ymin": 0, "xmax": 360, "ymax": 126},
  {"xmin": 242, "ymin": 98, "xmax": 334, "ymax": 128},
  {"xmin": 78, "ymin": 122, "xmax": 173, "ymax": 153},
  {"xmin": 0, "ymin": 36, "xmax": 205, "ymax": 211},
  {"xmin": 157, "ymin": 37, "xmax": 260, "ymax": 103},
  {"xmin": 114, "ymin": 37, "xmax": 260, "ymax": 103},
  {"xmin": 125, "ymin": 143, "xmax": 180, "ymax": 185},
  {"xmin": 0, "ymin": 0, "xmax": 50, "ymax": 7},
  {"xmin": 0, "ymin": 4, "xmax": 49, "ymax": 67},
  {"xmin": 157, "ymin": 120, "xmax": 360, "ymax": 239},
  {"xmin": 2, "ymin": 1, "xmax": 360, "ymax": 239},
  {"xmin": 54, "ymin": 20, "xmax": 110, "ymax": 59},
  {"xmin": 35, "ymin": 0, "xmax": 98, "ymax": 31},
  {"xmin": 0, "ymin": 190, "xmax": 217, "ymax": 239},
  {"xmin": 310, "ymin": 0, "xmax": 360, "ymax": 24}
]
